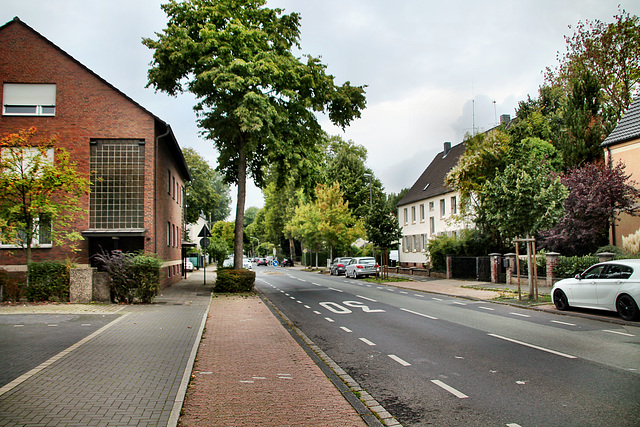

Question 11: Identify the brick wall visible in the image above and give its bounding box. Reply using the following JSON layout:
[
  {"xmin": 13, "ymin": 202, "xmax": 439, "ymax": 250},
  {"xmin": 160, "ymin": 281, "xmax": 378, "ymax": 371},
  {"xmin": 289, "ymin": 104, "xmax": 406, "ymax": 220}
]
[{"xmin": 0, "ymin": 20, "xmax": 187, "ymax": 289}]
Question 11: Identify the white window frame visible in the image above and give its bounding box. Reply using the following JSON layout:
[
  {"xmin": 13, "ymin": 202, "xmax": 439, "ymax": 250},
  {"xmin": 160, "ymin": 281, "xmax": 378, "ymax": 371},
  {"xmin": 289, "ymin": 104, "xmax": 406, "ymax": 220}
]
[
  {"xmin": 3, "ymin": 83, "xmax": 56, "ymax": 117},
  {"xmin": 0, "ymin": 214, "xmax": 52, "ymax": 249},
  {"xmin": 440, "ymin": 199, "xmax": 446, "ymax": 218}
]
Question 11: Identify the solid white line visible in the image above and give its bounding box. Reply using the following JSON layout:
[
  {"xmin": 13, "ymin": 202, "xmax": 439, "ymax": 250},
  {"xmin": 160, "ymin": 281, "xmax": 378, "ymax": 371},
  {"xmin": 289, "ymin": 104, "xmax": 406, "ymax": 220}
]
[
  {"xmin": 510, "ymin": 312, "xmax": 531, "ymax": 318},
  {"xmin": 400, "ymin": 307, "xmax": 438, "ymax": 320},
  {"xmin": 431, "ymin": 379, "xmax": 469, "ymax": 399},
  {"xmin": 325, "ymin": 317, "xmax": 335, "ymax": 323},
  {"xmin": 603, "ymin": 329, "xmax": 635, "ymax": 337},
  {"xmin": 479, "ymin": 306, "xmax": 495, "ymax": 311},
  {"xmin": 340, "ymin": 326, "xmax": 353, "ymax": 333},
  {"xmin": 551, "ymin": 320, "xmax": 576, "ymax": 326},
  {"xmin": 356, "ymin": 295, "xmax": 377, "ymax": 302},
  {"xmin": 388, "ymin": 354, "xmax": 411, "ymax": 366},
  {"xmin": 0, "ymin": 313, "xmax": 130, "ymax": 397},
  {"xmin": 488, "ymin": 333, "xmax": 577, "ymax": 359},
  {"xmin": 359, "ymin": 338, "xmax": 376, "ymax": 346}
]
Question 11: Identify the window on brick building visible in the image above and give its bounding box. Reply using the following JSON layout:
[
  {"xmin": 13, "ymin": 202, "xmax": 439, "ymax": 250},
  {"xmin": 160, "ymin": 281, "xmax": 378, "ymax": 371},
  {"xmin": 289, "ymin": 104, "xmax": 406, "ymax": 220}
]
[
  {"xmin": 89, "ymin": 140, "xmax": 145, "ymax": 229},
  {"xmin": 3, "ymin": 83, "xmax": 56, "ymax": 116}
]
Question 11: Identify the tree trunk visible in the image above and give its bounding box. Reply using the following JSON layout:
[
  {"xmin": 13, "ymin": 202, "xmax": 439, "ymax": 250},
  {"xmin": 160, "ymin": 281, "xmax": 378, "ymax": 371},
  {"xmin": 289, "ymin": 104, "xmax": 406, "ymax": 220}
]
[
  {"xmin": 289, "ymin": 238, "xmax": 295, "ymax": 266},
  {"xmin": 233, "ymin": 141, "xmax": 247, "ymax": 270}
]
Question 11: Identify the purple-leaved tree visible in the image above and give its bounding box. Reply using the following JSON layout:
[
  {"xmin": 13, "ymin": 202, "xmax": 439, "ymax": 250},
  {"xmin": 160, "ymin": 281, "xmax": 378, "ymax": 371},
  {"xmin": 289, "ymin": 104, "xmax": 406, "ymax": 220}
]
[{"xmin": 542, "ymin": 162, "xmax": 640, "ymax": 255}]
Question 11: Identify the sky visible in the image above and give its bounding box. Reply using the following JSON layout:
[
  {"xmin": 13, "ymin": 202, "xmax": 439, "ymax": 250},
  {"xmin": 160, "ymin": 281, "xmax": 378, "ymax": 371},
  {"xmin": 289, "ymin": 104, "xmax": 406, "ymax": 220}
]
[{"xmin": 2, "ymin": 0, "xmax": 638, "ymax": 219}]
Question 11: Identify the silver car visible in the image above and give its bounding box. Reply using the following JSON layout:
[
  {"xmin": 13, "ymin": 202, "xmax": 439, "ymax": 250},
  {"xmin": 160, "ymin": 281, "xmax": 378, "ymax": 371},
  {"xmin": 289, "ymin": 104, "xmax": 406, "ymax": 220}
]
[
  {"xmin": 345, "ymin": 257, "xmax": 377, "ymax": 279},
  {"xmin": 330, "ymin": 257, "xmax": 352, "ymax": 275},
  {"xmin": 552, "ymin": 259, "xmax": 640, "ymax": 321}
]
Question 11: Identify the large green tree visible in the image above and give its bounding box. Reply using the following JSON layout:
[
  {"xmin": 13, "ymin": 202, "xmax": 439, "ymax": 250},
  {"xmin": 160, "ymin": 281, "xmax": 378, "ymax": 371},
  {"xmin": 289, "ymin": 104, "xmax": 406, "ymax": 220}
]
[
  {"xmin": 182, "ymin": 147, "xmax": 231, "ymax": 224},
  {"xmin": 0, "ymin": 127, "xmax": 90, "ymax": 263},
  {"xmin": 143, "ymin": 0, "xmax": 366, "ymax": 269}
]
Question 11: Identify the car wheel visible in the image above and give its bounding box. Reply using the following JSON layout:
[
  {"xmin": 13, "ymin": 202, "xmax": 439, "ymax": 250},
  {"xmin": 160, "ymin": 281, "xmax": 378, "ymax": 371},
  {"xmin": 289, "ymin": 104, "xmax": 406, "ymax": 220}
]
[
  {"xmin": 616, "ymin": 294, "xmax": 639, "ymax": 321},
  {"xmin": 553, "ymin": 290, "xmax": 570, "ymax": 311}
]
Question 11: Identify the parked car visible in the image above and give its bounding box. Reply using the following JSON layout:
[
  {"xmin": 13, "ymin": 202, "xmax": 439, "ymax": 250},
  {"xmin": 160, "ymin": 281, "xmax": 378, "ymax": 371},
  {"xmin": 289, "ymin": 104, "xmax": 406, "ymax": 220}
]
[
  {"xmin": 281, "ymin": 258, "xmax": 294, "ymax": 267},
  {"xmin": 551, "ymin": 259, "xmax": 640, "ymax": 321},
  {"xmin": 330, "ymin": 257, "xmax": 352, "ymax": 275},
  {"xmin": 222, "ymin": 257, "xmax": 233, "ymax": 268},
  {"xmin": 184, "ymin": 259, "xmax": 194, "ymax": 272},
  {"xmin": 243, "ymin": 258, "xmax": 253, "ymax": 269},
  {"xmin": 345, "ymin": 257, "xmax": 378, "ymax": 279},
  {"xmin": 257, "ymin": 258, "xmax": 268, "ymax": 266}
]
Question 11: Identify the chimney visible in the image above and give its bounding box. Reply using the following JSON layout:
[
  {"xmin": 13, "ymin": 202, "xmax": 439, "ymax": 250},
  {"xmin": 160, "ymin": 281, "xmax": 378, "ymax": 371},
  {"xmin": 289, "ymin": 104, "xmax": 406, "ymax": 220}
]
[
  {"xmin": 500, "ymin": 114, "xmax": 511, "ymax": 126},
  {"xmin": 443, "ymin": 142, "xmax": 451, "ymax": 156}
]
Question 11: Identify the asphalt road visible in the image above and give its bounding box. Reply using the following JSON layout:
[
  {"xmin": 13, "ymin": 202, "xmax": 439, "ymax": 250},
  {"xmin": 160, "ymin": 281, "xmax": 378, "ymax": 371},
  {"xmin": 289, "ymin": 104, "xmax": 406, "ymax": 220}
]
[{"xmin": 255, "ymin": 266, "xmax": 640, "ymax": 427}]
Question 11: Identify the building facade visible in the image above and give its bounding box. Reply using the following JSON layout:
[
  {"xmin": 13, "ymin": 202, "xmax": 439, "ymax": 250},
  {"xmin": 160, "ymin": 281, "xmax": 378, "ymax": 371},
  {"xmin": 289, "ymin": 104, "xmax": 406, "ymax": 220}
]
[
  {"xmin": 601, "ymin": 97, "xmax": 640, "ymax": 251},
  {"xmin": 397, "ymin": 142, "xmax": 471, "ymax": 267},
  {"xmin": 0, "ymin": 18, "xmax": 190, "ymax": 287}
]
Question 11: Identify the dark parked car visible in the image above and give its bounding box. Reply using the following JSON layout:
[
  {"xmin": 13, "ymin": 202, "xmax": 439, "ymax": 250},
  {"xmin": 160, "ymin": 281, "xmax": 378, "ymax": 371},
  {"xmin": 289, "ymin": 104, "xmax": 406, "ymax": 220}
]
[
  {"xmin": 256, "ymin": 258, "xmax": 268, "ymax": 266},
  {"xmin": 330, "ymin": 257, "xmax": 352, "ymax": 275},
  {"xmin": 281, "ymin": 258, "xmax": 294, "ymax": 267}
]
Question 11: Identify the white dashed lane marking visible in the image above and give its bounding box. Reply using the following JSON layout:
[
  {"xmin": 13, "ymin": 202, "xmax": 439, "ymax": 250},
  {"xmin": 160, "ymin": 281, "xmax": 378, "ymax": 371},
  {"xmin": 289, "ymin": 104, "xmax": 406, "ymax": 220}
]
[
  {"xmin": 388, "ymin": 354, "xmax": 411, "ymax": 366},
  {"xmin": 431, "ymin": 380, "xmax": 469, "ymax": 399},
  {"xmin": 359, "ymin": 338, "xmax": 376, "ymax": 346}
]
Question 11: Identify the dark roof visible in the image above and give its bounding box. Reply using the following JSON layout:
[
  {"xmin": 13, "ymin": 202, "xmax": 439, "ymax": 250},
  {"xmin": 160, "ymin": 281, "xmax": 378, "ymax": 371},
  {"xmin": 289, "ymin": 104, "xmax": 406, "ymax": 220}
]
[
  {"xmin": 397, "ymin": 142, "xmax": 465, "ymax": 207},
  {"xmin": 1, "ymin": 17, "xmax": 191, "ymax": 181},
  {"xmin": 602, "ymin": 97, "xmax": 640, "ymax": 147}
]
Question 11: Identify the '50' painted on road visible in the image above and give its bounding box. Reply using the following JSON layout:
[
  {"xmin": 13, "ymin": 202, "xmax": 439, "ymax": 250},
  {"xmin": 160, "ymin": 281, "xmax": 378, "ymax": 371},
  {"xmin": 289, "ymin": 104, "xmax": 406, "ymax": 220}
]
[{"xmin": 319, "ymin": 301, "xmax": 385, "ymax": 314}]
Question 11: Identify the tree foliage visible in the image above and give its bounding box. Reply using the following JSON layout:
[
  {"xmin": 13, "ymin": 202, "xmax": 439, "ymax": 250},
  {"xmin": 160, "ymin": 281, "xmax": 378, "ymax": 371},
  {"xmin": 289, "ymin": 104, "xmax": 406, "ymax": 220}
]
[
  {"xmin": 285, "ymin": 182, "xmax": 364, "ymax": 260},
  {"xmin": 546, "ymin": 8, "xmax": 640, "ymax": 132},
  {"xmin": 182, "ymin": 147, "xmax": 231, "ymax": 224},
  {"xmin": 542, "ymin": 162, "xmax": 640, "ymax": 255},
  {"xmin": 0, "ymin": 127, "xmax": 90, "ymax": 263},
  {"xmin": 143, "ymin": 0, "xmax": 366, "ymax": 269}
]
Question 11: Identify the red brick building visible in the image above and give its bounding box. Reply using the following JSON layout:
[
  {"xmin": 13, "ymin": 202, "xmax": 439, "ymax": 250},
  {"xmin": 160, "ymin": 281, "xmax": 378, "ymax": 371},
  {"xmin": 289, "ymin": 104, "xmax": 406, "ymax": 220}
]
[{"xmin": 0, "ymin": 17, "xmax": 190, "ymax": 288}]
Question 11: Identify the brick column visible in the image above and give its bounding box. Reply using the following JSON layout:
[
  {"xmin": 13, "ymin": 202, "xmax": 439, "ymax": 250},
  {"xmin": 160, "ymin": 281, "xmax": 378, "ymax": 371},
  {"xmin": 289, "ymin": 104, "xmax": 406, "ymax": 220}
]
[
  {"xmin": 446, "ymin": 255, "xmax": 452, "ymax": 279},
  {"xmin": 545, "ymin": 252, "xmax": 560, "ymax": 287},
  {"xmin": 504, "ymin": 253, "xmax": 516, "ymax": 284},
  {"xmin": 489, "ymin": 253, "xmax": 502, "ymax": 283}
]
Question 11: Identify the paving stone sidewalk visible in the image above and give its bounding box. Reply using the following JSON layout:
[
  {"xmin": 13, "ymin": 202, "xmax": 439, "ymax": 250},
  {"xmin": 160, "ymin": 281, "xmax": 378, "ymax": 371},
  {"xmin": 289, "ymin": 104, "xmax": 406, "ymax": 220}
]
[
  {"xmin": 179, "ymin": 294, "xmax": 368, "ymax": 427},
  {"xmin": 0, "ymin": 274, "xmax": 212, "ymax": 427}
]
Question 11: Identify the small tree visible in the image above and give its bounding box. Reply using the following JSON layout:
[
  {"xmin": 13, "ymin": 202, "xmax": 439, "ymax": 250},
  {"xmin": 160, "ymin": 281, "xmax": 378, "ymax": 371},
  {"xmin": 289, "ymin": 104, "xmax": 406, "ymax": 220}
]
[
  {"xmin": 0, "ymin": 127, "xmax": 90, "ymax": 263},
  {"xmin": 316, "ymin": 182, "xmax": 362, "ymax": 261},
  {"xmin": 364, "ymin": 198, "xmax": 402, "ymax": 278}
]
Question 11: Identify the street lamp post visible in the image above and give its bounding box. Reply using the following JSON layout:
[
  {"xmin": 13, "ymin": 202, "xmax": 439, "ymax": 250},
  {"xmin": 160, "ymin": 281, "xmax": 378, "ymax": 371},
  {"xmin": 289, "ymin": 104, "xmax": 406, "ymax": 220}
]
[{"xmin": 363, "ymin": 173, "xmax": 375, "ymax": 264}]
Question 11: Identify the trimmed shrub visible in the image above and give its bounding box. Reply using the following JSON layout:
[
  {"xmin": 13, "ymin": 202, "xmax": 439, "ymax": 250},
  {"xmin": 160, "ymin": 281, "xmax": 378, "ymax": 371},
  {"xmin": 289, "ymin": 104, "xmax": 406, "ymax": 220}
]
[
  {"xmin": 93, "ymin": 250, "xmax": 163, "ymax": 303},
  {"xmin": 215, "ymin": 268, "xmax": 255, "ymax": 293},
  {"xmin": 26, "ymin": 261, "xmax": 71, "ymax": 302},
  {"xmin": 553, "ymin": 255, "xmax": 599, "ymax": 279}
]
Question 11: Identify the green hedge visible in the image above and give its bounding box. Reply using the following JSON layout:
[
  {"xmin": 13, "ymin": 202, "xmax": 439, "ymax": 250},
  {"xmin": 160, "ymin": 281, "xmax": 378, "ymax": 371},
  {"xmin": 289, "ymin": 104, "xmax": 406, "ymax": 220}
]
[
  {"xmin": 553, "ymin": 255, "xmax": 600, "ymax": 279},
  {"xmin": 93, "ymin": 250, "xmax": 163, "ymax": 303},
  {"xmin": 215, "ymin": 268, "xmax": 255, "ymax": 293},
  {"xmin": 26, "ymin": 261, "xmax": 71, "ymax": 302}
]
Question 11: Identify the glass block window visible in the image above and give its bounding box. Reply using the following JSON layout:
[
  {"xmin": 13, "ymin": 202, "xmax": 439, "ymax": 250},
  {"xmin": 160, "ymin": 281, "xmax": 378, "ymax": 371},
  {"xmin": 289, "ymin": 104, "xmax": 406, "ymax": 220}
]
[{"xmin": 90, "ymin": 140, "xmax": 145, "ymax": 229}]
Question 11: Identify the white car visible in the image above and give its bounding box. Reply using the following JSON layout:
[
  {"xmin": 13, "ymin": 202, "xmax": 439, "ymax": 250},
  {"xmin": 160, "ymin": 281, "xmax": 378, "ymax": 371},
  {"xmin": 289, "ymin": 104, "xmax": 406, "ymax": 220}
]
[
  {"xmin": 222, "ymin": 257, "xmax": 253, "ymax": 269},
  {"xmin": 345, "ymin": 257, "xmax": 377, "ymax": 279},
  {"xmin": 184, "ymin": 259, "xmax": 194, "ymax": 272},
  {"xmin": 551, "ymin": 259, "xmax": 640, "ymax": 321}
]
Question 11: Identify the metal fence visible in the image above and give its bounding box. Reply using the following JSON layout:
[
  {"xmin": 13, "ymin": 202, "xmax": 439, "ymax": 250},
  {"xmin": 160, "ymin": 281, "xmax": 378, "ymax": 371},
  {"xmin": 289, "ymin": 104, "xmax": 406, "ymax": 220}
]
[{"xmin": 450, "ymin": 256, "xmax": 492, "ymax": 281}]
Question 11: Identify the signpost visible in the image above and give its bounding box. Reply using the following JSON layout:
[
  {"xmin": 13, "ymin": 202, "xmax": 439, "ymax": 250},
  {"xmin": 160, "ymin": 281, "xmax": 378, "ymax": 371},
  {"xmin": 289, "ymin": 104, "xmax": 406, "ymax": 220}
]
[{"xmin": 200, "ymin": 237, "xmax": 210, "ymax": 286}]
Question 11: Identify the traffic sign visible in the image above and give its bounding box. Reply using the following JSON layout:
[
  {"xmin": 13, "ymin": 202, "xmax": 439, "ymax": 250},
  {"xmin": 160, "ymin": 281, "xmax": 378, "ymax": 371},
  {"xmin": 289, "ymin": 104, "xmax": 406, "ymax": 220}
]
[
  {"xmin": 272, "ymin": 260, "xmax": 279, "ymax": 267},
  {"xmin": 200, "ymin": 237, "xmax": 210, "ymax": 248}
]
